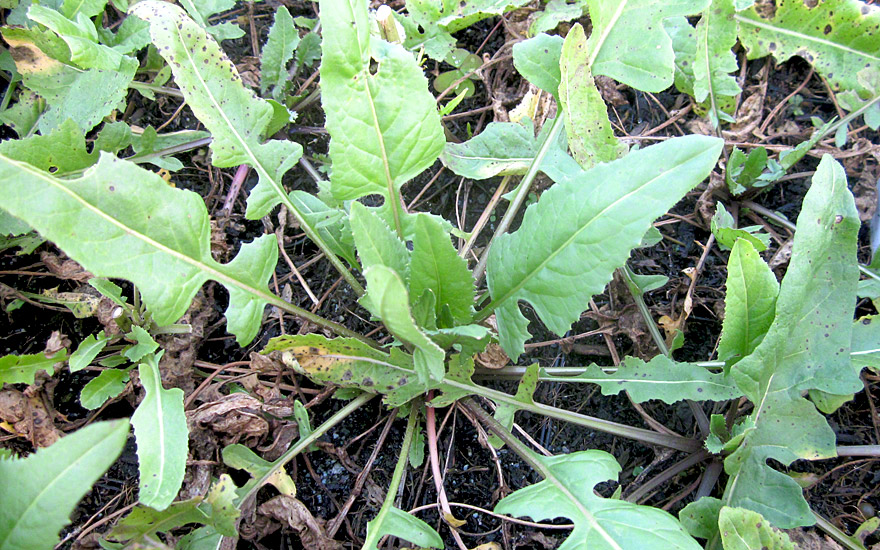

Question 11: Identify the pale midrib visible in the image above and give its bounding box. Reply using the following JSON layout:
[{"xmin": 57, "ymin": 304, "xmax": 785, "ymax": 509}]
[
  {"xmin": 9, "ymin": 156, "xmax": 287, "ymax": 312},
  {"xmin": 734, "ymin": 14, "xmax": 880, "ymax": 63},
  {"xmin": 491, "ymin": 148, "xmax": 709, "ymax": 311},
  {"xmin": 362, "ymin": 72, "xmax": 400, "ymax": 231},
  {"xmin": 172, "ymin": 19, "xmax": 337, "ymax": 276},
  {"xmin": 587, "ymin": 0, "xmax": 627, "ymax": 68},
  {"xmin": 0, "ymin": 425, "xmax": 122, "ymax": 549},
  {"xmin": 698, "ymin": 16, "xmax": 718, "ymax": 118},
  {"xmin": 444, "ymin": 152, "xmax": 533, "ymax": 163},
  {"xmin": 144, "ymin": 361, "xmax": 168, "ymax": 499}
]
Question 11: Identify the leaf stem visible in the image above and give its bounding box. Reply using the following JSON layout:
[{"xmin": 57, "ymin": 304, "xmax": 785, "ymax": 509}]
[
  {"xmin": 129, "ymin": 81, "xmax": 186, "ymax": 99},
  {"xmin": 238, "ymin": 392, "xmax": 375, "ymax": 508},
  {"xmin": 473, "ymin": 115, "xmax": 565, "ymax": 303},
  {"xmin": 452, "ymin": 379, "xmax": 700, "ymax": 452},
  {"xmin": 360, "ymin": 403, "xmax": 419, "ymax": 550},
  {"xmin": 812, "ymin": 511, "xmax": 867, "ymax": 550}
]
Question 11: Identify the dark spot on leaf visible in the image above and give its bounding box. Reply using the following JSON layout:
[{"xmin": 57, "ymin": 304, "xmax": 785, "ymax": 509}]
[{"xmin": 823, "ymin": 24, "xmax": 832, "ymax": 34}]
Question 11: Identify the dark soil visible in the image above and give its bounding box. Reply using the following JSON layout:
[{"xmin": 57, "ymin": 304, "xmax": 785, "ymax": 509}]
[{"xmin": 1, "ymin": 1, "xmax": 879, "ymax": 549}]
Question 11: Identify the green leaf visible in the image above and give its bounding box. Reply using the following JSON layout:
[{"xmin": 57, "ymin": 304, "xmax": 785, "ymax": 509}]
[
  {"xmin": 350, "ymin": 201, "xmax": 409, "ymax": 275},
  {"xmin": 106, "ymin": 499, "xmax": 208, "ymax": 545},
  {"xmin": 531, "ymin": 0, "xmax": 588, "ymax": 35},
  {"xmin": 486, "ymin": 135, "xmax": 722, "ymax": 359},
  {"xmin": 736, "ymin": 0, "xmax": 880, "ymax": 95},
  {"xmin": 289, "ymin": 191, "xmax": 358, "ymax": 267},
  {"xmin": 0, "ymin": 350, "xmax": 67, "ymax": 387},
  {"xmin": 177, "ymin": 0, "xmax": 243, "ymax": 40},
  {"xmin": 725, "ymin": 147, "xmax": 769, "ymax": 194},
  {"xmin": 0, "ymin": 419, "xmax": 129, "ymax": 550},
  {"xmin": 489, "ymin": 364, "xmax": 539, "ymax": 448},
  {"xmin": 265, "ymin": 334, "xmax": 428, "ymax": 407},
  {"xmin": 722, "ymin": 156, "xmax": 862, "ymax": 528},
  {"xmin": 544, "ymin": 355, "xmax": 741, "ymax": 403},
  {"xmin": 362, "ymin": 266, "xmax": 446, "ymax": 383},
  {"xmin": 260, "ymin": 6, "xmax": 299, "ymax": 99},
  {"xmin": 440, "ymin": 120, "xmax": 583, "ymax": 183},
  {"xmin": 364, "ymin": 507, "xmax": 443, "ymax": 550},
  {"xmin": 717, "ymin": 239, "xmax": 778, "ymax": 366},
  {"xmin": 319, "ymin": 0, "xmax": 444, "ymax": 231},
  {"xmin": 70, "ymin": 331, "xmax": 111, "ymax": 372},
  {"xmin": 427, "ymin": 324, "xmax": 492, "ymax": 356},
  {"xmin": 60, "ymin": 0, "xmax": 107, "ymax": 18},
  {"xmin": 0, "ymin": 212, "xmax": 31, "ymax": 237},
  {"xmin": 495, "ymin": 450, "xmax": 702, "ymax": 550},
  {"xmin": 410, "ymin": 215, "xmax": 475, "ymax": 326},
  {"xmin": 808, "ymin": 389, "xmax": 853, "ymax": 414},
  {"xmin": 130, "ymin": 1, "xmax": 301, "ymax": 220},
  {"xmin": 0, "ymin": 90, "xmax": 42, "ymax": 138},
  {"xmin": 28, "ymin": 5, "xmax": 134, "ymax": 71},
  {"xmin": 221, "ymin": 444, "xmax": 296, "ymax": 496},
  {"xmin": 512, "ymin": 33, "xmax": 564, "ymax": 98},
  {"xmin": 202, "ymin": 475, "xmax": 239, "ymax": 536},
  {"xmin": 852, "ymin": 316, "xmax": 880, "ymax": 374},
  {"xmin": 0, "ymin": 118, "xmax": 96, "ymax": 174},
  {"xmin": 0, "ymin": 153, "xmax": 278, "ymax": 345},
  {"xmin": 585, "ymin": 0, "xmax": 711, "ymax": 93},
  {"xmin": 2, "ymin": 28, "xmax": 135, "ymax": 133},
  {"xmin": 679, "ymin": 497, "xmax": 722, "ymax": 539},
  {"xmin": 559, "ymin": 23, "xmax": 627, "ymax": 169},
  {"xmin": 718, "ymin": 507, "xmax": 797, "ymax": 550},
  {"xmin": 693, "ymin": 0, "xmax": 741, "ymax": 125},
  {"xmin": 177, "ymin": 526, "xmax": 223, "ymax": 550},
  {"xmin": 80, "ymin": 368, "xmax": 129, "ymax": 409},
  {"xmin": 123, "ymin": 326, "xmax": 159, "ymax": 362},
  {"xmin": 132, "ymin": 353, "xmax": 188, "ymax": 510},
  {"xmin": 838, "ymin": 69, "xmax": 880, "ymax": 130}
]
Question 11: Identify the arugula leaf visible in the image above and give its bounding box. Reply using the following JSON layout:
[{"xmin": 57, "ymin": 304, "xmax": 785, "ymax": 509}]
[
  {"xmin": 266, "ymin": 333, "xmax": 428, "ymax": 406},
  {"xmin": 0, "ymin": 153, "xmax": 278, "ymax": 345},
  {"xmin": 80, "ymin": 368, "xmax": 129, "ymax": 409},
  {"xmin": 558, "ymin": 23, "xmax": 627, "ymax": 169},
  {"xmin": 260, "ymin": 6, "xmax": 299, "ymax": 99},
  {"xmin": 362, "ymin": 266, "xmax": 446, "ymax": 383},
  {"xmin": 692, "ymin": 0, "xmax": 740, "ymax": 125},
  {"xmin": 512, "ymin": 33, "xmax": 564, "ymax": 98},
  {"xmin": 495, "ymin": 449, "xmax": 702, "ymax": 550},
  {"xmin": 0, "ymin": 420, "xmax": 129, "ymax": 550},
  {"xmin": 350, "ymin": 201, "xmax": 409, "ymax": 276},
  {"xmin": 441, "ymin": 119, "xmax": 582, "ymax": 183},
  {"xmin": 585, "ymin": 0, "xmax": 710, "ymax": 93},
  {"xmin": 132, "ymin": 353, "xmax": 188, "ymax": 510},
  {"xmin": 717, "ymin": 239, "xmax": 777, "ymax": 366},
  {"xmin": 319, "ymin": 0, "xmax": 444, "ymax": 236},
  {"xmin": 542, "ymin": 355, "xmax": 741, "ymax": 404},
  {"xmin": 70, "ymin": 330, "xmax": 111, "ymax": 372},
  {"xmin": 2, "ymin": 28, "xmax": 135, "ymax": 132},
  {"xmin": 722, "ymin": 156, "xmax": 863, "ymax": 528},
  {"xmin": 485, "ymin": 135, "xmax": 722, "ymax": 359},
  {"xmin": 410, "ymin": 214, "xmax": 475, "ymax": 327},
  {"xmin": 0, "ymin": 118, "xmax": 95, "ymax": 173},
  {"xmin": 736, "ymin": 0, "xmax": 880, "ymax": 95},
  {"xmin": 718, "ymin": 507, "xmax": 797, "ymax": 550},
  {"xmin": 0, "ymin": 349, "xmax": 67, "ymax": 387}
]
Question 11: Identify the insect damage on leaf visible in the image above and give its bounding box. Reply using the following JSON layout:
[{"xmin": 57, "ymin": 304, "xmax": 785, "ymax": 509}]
[{"xmin": 265, "ymin": 334, "xmax": 429, "ymax": 405}]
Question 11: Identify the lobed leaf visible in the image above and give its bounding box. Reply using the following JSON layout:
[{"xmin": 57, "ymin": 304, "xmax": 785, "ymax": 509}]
[
  {"xmin": 495, "ymin": 450, "xmax": 702, "ymax": 550},
  {"xmin": 409, "ymin": 214, "xmax": 475, "ymax": 326},
  {"xmin": 0, "ymin": 153, "xmax": 278, "ymax": 345},
  {"xmin": 693, "ymin": 0, "xmax": 740, "ymax": 125},
  {"xmin": 722, "ymin": 156, "xmax": 863, "ymax": 528},
  {"xmin": 543, "ymin": 355, "xmax": 741, "ymax": 404},
  {"xmin": 260, "ymin": 6, "xmax": 298, "ymax": 99},
  {"xmin": 585, "ymin": 0, "xmax": 711, "ymax": 93},
  {"xmin": 130, "ymin": 1, "xmax": 302, "ymax": 221},
  {"xmin": 0, "ymin": 350, "xmax": 67, "ymax": 387},
  {"xmin": 558, "ymin": 23, "xmax": 627, "ymax": 169},
  {"xmin": 0, "ymin": 419, "xmax": 129, "ymax": 550},
  {"xmin": 736, "ymin": 0, "xmax": 880, "ymax": 95},
  {"xmin": 486, "ymin": 135, "xmax": 722, "ymax": 359},
  {"xmin": 349, "ymin": 201, "xmax": 409, "ymax": 275},
  {"xmin": 131, "ymin": 353, "xmax": 188, "ymax": 511},
  {"xmin": 319, "ymin": 0, "xmax": 444, "ymax": 222}
]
